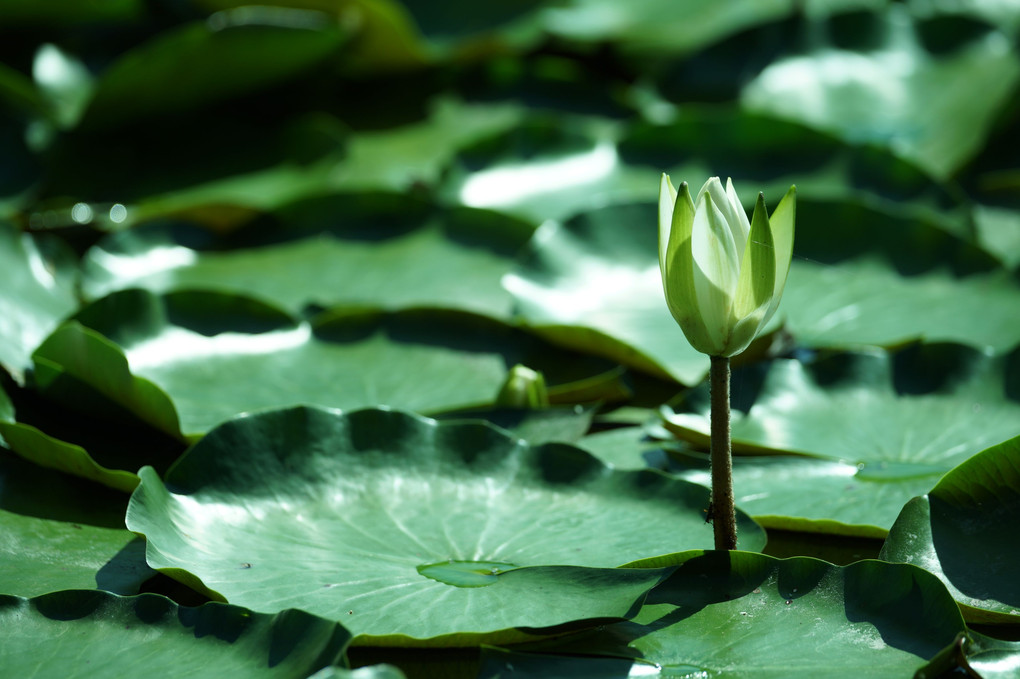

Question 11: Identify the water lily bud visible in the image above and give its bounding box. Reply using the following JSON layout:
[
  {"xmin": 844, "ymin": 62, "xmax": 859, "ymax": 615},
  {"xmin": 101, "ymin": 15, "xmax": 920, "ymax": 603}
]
[
  {"xmin": 496, "ymin": 364, "xmax": 549, "ymax": 408},
  {"xmin": 658, "ymin": 175, "xmax": 795, "ymax": 357}
]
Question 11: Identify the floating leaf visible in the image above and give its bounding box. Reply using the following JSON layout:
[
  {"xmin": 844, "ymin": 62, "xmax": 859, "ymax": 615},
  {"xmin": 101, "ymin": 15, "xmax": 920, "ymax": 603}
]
[
  {"xmin": 435, "ymin": 405, "xmax": 595, "ymax": 446},
  {"xmin": 742, "ymin": 5, "xmax": 1020, "ymax": 179},
  {"xmin": 479, "ymin": 551, "xmax": 965, "ymax": 678},
  {"xmin": 664, "ymin": 348, "xmax": 1019, "ymax": 466},
  {"xmin": 439, "ymin": 117, "xmax": 642, "ymax": 224},
  {"xmin": 0, "ymin": 223, "xmax": 78, "ymax": 383},
  {"xmin": 541, "ymin": 0, "xmax": 796, "ymax": 56},
  {"xmin": 307, "ymin": 666, "xmax": 407, "ymax": 679},
  {"xmin": 79, "ymin": 10, "xmax": 347, "ymax": 130},
  {"xmin": 881, "ymin": 435, "xmax": 1020, "ymax": 624},
  {"xmin": 126, "ymin": 406, "xmax": 762, "ymax": 642},
  {"xmin": 0, "ymin": 421, "xmax": 140, "ymax": 492},
  {"xmin": 82, "ymin": 195, "xmax": 533, "ymax": 318},
  {"xmin": 0, "ymin": 447, "xmax": 152, "ymax": 597},
  {"xmin": 58, "ymin": 290, "xmax": 620, "ymax": 435},
  {"xmin": 505, "ymin": 204, "xmax": 709, "ymax": 385},
  {"xmin": 0, "ymin": 509, "xmax": 150, "ymax": 597},
  {"xmin": 0, "ymin": 590, "xmax": 350, "ymax": 678}
]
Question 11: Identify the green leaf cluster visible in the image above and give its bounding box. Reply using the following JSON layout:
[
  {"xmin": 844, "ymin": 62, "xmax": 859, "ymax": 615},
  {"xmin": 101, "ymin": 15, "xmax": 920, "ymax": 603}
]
[{"xmin": 2, "ymin": 1, "xmax": 1019, "ymax": 676}]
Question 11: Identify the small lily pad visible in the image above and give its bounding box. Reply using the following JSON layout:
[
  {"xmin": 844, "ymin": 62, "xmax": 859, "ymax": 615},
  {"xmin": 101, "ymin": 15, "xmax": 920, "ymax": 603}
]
[
  {"xmin": 127, "ymin": 406, "xmax": 763, "ymax": 642},
  {"xmin": 881, "ymin": 434, "xmax": 1020, "ymax": 624}
]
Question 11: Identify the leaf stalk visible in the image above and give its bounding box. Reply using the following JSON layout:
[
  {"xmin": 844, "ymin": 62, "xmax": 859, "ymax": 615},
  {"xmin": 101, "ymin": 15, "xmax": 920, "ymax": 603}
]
[{"xmin": 709, "ymin": 355, "xmax": 737, "ymax": 550}]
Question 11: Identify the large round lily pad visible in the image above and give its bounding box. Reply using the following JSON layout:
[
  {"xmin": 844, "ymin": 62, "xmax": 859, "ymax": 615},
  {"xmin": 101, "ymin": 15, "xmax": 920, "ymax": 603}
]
[
  {"xmin": 0, "ymin": 590, "xmax": 350, "ymax": 678},
  {"xmin": 478, "ymin": 551, "xmax": 967, "ymax": 678},
  {"xmin": 881, "ymin": 434, "xmax": 1020, "ymax": 624},
  {"xmin": 126, "ymin": 406, "xmax": 763, "ymax": 642}
]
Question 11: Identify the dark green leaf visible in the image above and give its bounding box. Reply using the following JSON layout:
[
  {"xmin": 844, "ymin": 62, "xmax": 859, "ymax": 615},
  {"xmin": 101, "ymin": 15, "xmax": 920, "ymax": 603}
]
[
  {"xmin": 479, "ymin": 551, "xmax": 965, "ymax": 678},
  {"xmin": 881, "ymin": 434, "xmax": 1020, "ymax": 623},
  {"xmin": 126, "ymin": 406, "xmax": 762, "ymax": 641},
  {"xmin": 0, "ymin": 591, "xmax": 350, "ymax": 678}
]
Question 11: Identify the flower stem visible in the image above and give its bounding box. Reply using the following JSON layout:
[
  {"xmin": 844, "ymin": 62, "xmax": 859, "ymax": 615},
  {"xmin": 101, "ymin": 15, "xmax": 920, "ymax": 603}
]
[{"xmin": 709, "ymin": 355, "xmax": 737, "ymax": 550}]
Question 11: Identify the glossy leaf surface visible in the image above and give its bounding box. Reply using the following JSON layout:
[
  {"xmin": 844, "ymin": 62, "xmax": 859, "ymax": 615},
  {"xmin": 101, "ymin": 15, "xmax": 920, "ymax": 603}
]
[
  {"xmin": 0, "ymin": 223, "xmax": 78, "ymax": 383},
  {"xmin": 663, "ymin": 349, "xmax": 1020, "ymax": 470},
  {"xmin": 0, "ymin": 447, "xmax": 151, "ymax": 597},
  {"xmin": 881, "ymin": 435, "xmax": 1020, "ymax": 623},
  {"xmin": 127, "ymin": 407, "xmax": 762, "ymax": 641},
  {"xmin": 82, "ymin": 197, "xmax": 533, "ymax": 318},
  {"xmin": 479, "ymin": 551, "xmax": 965, "ymax": 678}
]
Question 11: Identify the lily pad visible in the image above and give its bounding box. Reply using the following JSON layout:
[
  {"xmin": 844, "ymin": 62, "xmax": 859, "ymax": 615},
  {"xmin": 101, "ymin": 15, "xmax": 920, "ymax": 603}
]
[
  {"xmin": 618, "ymin": 110, "xmax": 967, "ymax": 235},
  {"xmin": 126, "ymin": 406, "xmax": 763, "ymax": 642},
  {"xmin": 478, "ymin": 551, "xmax": 966, "ymax": 678},
  {"xmin": 332, "ymin": 97, "xmax": 525, "ymax": 193},
  {"xmin": 741, "ymin": 4, "xmax": 1020, "ymax": 179},
  {"xmin": 577, "ymin": 424, "xmax": 926, "ymax": 536},
  {"xmin": 81, "ymin": 195, "xmax": 534, "ymax": 318},
  {"xmin": 881, "ymin": 434, "xmax": 1020, "ymax": 624},
  {"xmin": 504, "ymin": 203, "xmax": 709, "ymax": 385},
  {"xmin": 540, "ymin": 0, "xmax": 797, "ymax": 56},
  {"xmin": 960, "ymin": 632, "xmax": 1020, "ymax": 679},
  {"xmin": 0, "ymin": 590, "xmax": 350, "ymax": 678},
  {"xmin": 0, "ymin": 375, "xmax": 184, "ymax": 487},
  {"xmin": 0, "ymin": 421, "xmax": 140, "ymax": 492},
  {"xmin": 31, "ymin": 322, "xmax": 184, "ymax": 439},
  {"xmin": 0, "ymin": 446, "xmax": 152, "ymax": 597},
  {"xmin": 0, "ymin": 509, "xmax": 150, "ymax": 597},
  {"xmin": 663, "ymin": 348, "xmax": 1020, "ymax": 469},
  {"xmin": 435, "ymin": 405, "xmax": 595, "ymax": 446},
  {"xmin": 506, "ymin": 195, "xmax": 1020, "ymax": 383},
  {"xmin": 52, "ymin": 289, "xmax": 622, "ymax": 436},
  {"xmin": 79, "ymin": 9, "xmax": 347, "ymax": 130},
  {"xmin": 439, "ymin": 116, "xmax": 645, "ymax": 225},
  {"xmin": 0, "ymin": 222, "xmax": 78, "ymax": 383},
  {"xmin": 308, "ymin": 667, "xmax": 407, "ymax": 679}
]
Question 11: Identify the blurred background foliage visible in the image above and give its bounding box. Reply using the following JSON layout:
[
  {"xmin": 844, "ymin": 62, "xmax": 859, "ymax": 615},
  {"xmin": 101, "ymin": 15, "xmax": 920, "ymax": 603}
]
[{"xmin": 2, "ymin": 0, "xmax": 1020, "ymax": 675}]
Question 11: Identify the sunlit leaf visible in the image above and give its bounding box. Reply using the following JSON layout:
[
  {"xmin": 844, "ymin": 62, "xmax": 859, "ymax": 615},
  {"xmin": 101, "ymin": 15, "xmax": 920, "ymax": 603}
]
[
  {"xmin": 741, "ymin": 5, "xmax": 1020, "ymax": 178},
  {"xmin": 82, "ymin": 194, "xmax": 533, "ymax": 318},
  {"xmin": 126, "ymin": 406, "xmax": 763, "ymax": 642},
  {"xmin": 56, "ymin": 290, "xmax": 622, "ymax": 435},
  {"xmin": 479, "ymin": 551, "xmax": 965, "ymax": 678},
  {"xmin": 0, "ymin": 446, "xmax": 151, "ymax": 597},
  {"xmin": 0, "ymin": 223, "xmax": 78, "ymax": 383}
]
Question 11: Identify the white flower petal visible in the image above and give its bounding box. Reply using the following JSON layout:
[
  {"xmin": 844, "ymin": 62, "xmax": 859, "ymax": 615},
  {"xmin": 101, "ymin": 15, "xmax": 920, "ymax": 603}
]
[{"xmin": 725, "ymin": 177, "xmax": 751, "ymax": 250}]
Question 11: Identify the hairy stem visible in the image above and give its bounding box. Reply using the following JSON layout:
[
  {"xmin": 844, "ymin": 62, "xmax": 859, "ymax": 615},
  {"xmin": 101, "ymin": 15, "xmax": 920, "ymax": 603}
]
[{"xmin": 709, "ymin": 355, "xmax": 737, "ymax": 550}]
